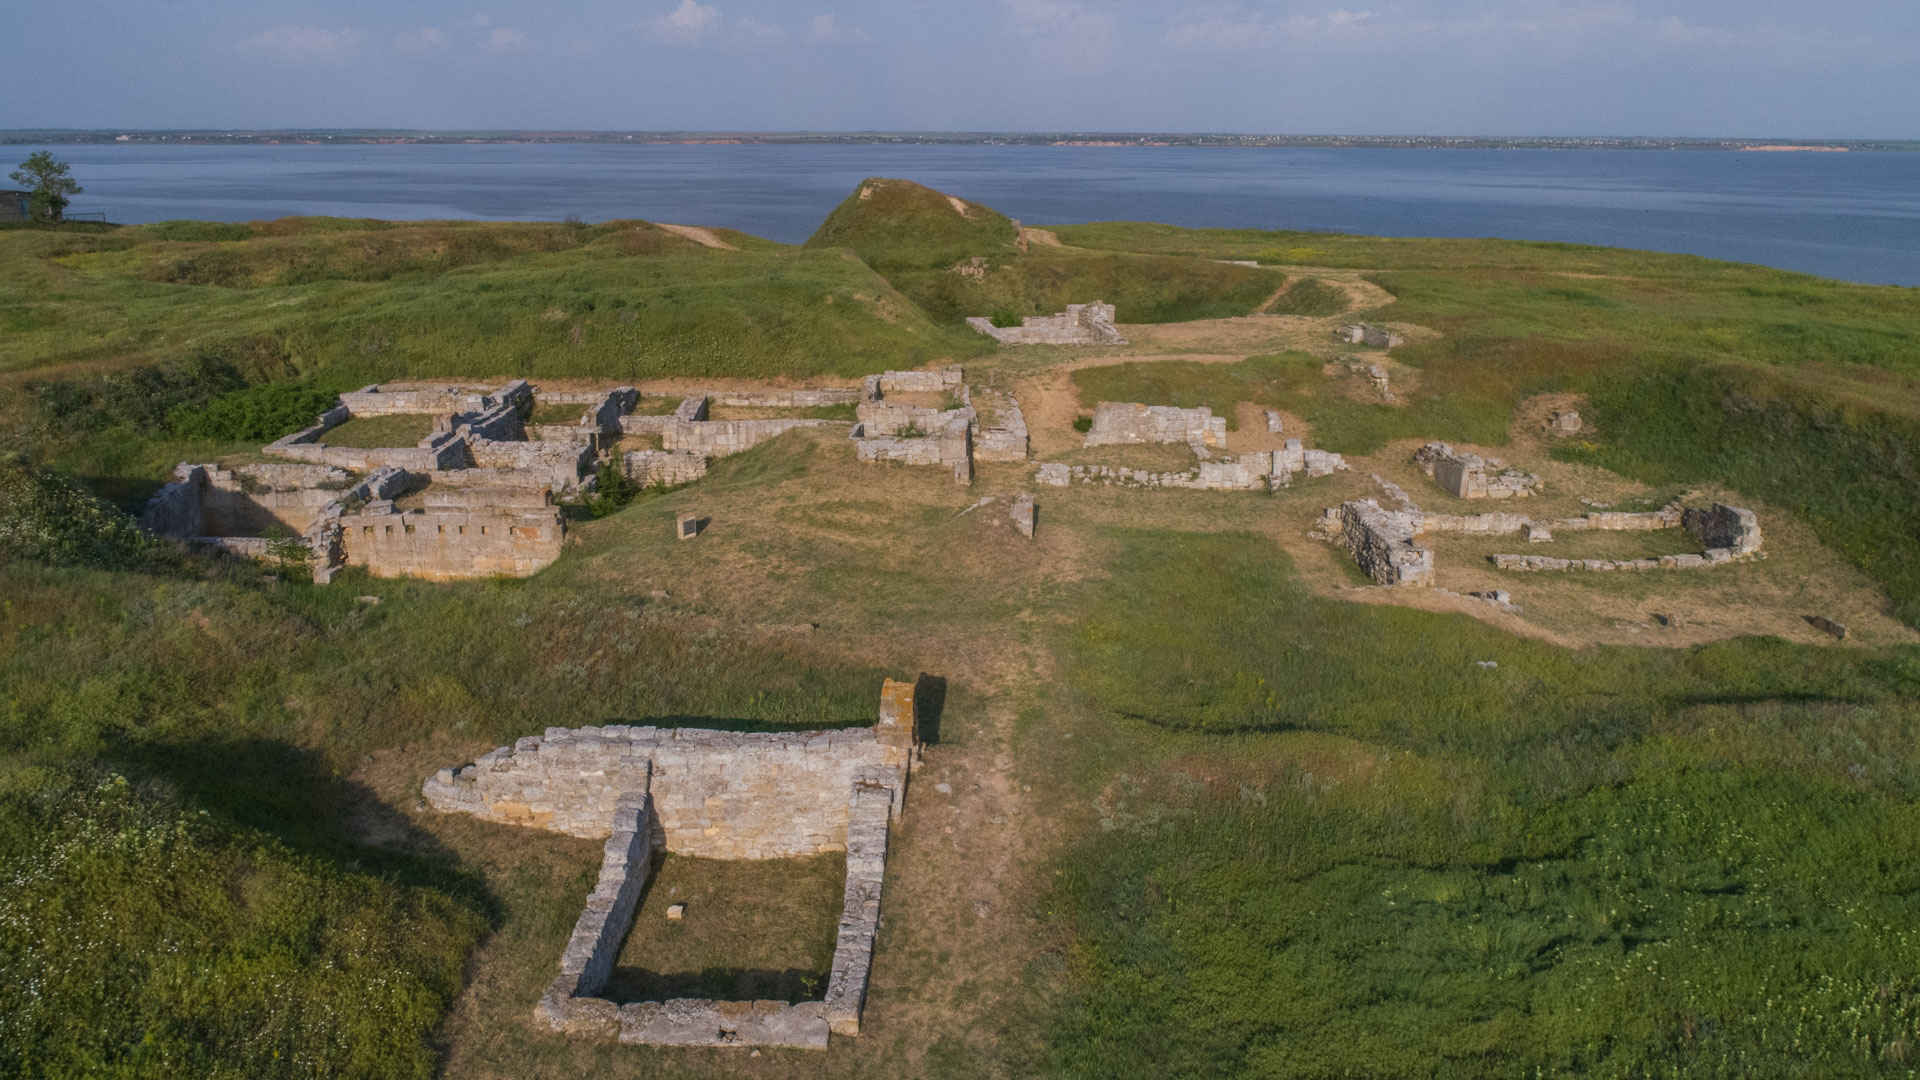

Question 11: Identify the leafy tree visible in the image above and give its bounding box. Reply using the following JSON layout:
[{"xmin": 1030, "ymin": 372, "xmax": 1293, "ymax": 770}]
[{"xmin": 10, "ymin": 151, "xmax": 82, "ymax": 223}]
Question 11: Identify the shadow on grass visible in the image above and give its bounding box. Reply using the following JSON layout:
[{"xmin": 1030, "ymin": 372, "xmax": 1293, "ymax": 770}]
[
  {"xmin": 603, "ymin": 967, "xmax": 829, "ymax": 1005},
  {"xmin": 915, "ymin": 672, "xmax": 948, "ymax": 745},
  {"xmin": 110, "ymin": 735, "xmax": 500, "ymax": 923}
]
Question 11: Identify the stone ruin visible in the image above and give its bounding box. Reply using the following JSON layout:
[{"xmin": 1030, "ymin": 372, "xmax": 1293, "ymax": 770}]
[
  {"xmin": 1335, "ymin": 323, "xmax": 1404, "ymax": 348},
  {"xmin": 1548, "ymin": 409, "xmax": 1584, "ymax": 435},
  {"xmin": 142, "ymin": 369, "xmax": 1032, "ymax": 579},
  {"xmin": 850, "ymin": 367, "xmax": 1031, "ymax": 484},
  {"xmin": 966, "ymin": 302, "xmax": 1126, "ymax": 346},
  {"xmin": 1035, "ymin": 402, "xmax": 1346, "ymax": 492},
  {"xmin": 1320, "ymin": 492, "xmax": 1764, "ymax": 586},
  {"xmin": 422, "ymin": 679, "xmax": 921, "ymax": 1050},
  {"xmin": 1412, "ymin": 441, "xmax": 1542, "ymax": 500},
  {"xmin": 1082, "ymin": 402, "xmax": 1228, "ymax": 451},
  {"xmin": 1036, "ymin": 438, "xmax": 1347, "ymax": 493}
]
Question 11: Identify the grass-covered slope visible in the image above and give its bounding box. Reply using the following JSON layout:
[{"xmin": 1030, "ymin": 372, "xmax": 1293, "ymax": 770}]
[
  {"xmin": 1057, "ymin": 220, "xmax": 1920, "ymax": 625},
  {"xmin": 0, "ymin": 214, "xmax": 982, "ymax": 385},
  {"xmin": 805, "ymin": 176, "xmax": 1021, "ymax": 271},
  {"xmin": 806, "ymin": 179, "xmax": 1287, "ymax": 325},
  {"xmin": 1047, "ymin": 528, "xmax": 1920, "ymax": 1077}
]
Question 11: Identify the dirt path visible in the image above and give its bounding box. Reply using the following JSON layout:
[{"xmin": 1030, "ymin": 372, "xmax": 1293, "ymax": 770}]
[
  {"xmin": 1254, "ymin": 277, "xmax": 1299, "ymax": 314},
  {"xmin": 656, "ymin": 223, "xmax": 737, "ymax": 251}
]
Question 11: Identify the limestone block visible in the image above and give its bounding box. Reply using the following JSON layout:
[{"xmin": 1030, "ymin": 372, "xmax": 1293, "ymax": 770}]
[
  {"xmin": 1036, "ymin": 463, "xmax": 1070, "ymax": 487},
  {"xmin": 1009, "ymin": 494, "xmax": 1036, "ymax": 537}
]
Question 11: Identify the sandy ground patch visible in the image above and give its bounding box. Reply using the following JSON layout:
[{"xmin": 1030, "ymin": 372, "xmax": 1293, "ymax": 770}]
[{"xmin": 655, "ymin": 223, "xmax": 738, "ymax": 251}]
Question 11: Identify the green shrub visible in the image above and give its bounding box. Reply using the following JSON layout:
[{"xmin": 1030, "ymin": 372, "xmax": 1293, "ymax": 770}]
[
  {"xmin": 168, "ymin": 383, "xmax": 340, "ymax": 443},
  {"xmin": 0, "ymin": 770, "xmax": 484, "ymax": 1080},
  {"xmin": 989, "ymin": 308, "xmax": 1024, "ymax": 328},
  {"xmin": 584, "ymin": 459, "xmax": 643, "ymax": 518},
  {"xmin": 30, "ymin": 355, "xmax": 247, "ymax": 434},
  {"xmin": 1072, "ymin": 415, "xmax": 1093, "ymax": 433},
  {"xmin": 0, "ymin": 459, "xmax": 168, "ymax": 571}
]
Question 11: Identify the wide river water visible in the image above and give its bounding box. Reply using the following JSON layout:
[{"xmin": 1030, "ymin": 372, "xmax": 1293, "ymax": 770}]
[{"xmin": 18, "ymin": 143, "xmax": 1920, "ymax": 285}]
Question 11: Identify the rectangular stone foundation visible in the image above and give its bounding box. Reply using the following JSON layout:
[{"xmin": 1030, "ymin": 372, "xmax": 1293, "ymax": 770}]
[{"xmin": 429, "ymin": 680, "xmax": 919, "ymax": 1051}]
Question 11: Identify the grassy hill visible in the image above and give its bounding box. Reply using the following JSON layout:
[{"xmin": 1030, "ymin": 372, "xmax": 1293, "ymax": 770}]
[
  {"xmin": 808, "ymin": 178, "xmax": 1287, "ymax": 324},
  {"xmin": 4, "ymin": 189, "xmax": 1920, "ymax": 1079}
]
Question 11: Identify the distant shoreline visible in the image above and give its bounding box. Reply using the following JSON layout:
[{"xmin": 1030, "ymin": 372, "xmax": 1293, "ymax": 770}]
[{"xmin": 2, "ymin": 131, "xmax": 1914, "ymax": 152}]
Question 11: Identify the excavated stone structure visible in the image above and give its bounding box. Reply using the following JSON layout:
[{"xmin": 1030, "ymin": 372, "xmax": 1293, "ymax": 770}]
[
  {"xmin": 1321, "ymin": 493, "xmax": 1764, "ymax": 583},
  {"xmin": 1083, "ymin": 402, "xmax": 1228, "ymax": 450},
  {"xmin": 1327, "ymin": 499, "xmax": 1435, "ymax": 586},
  {"xmin": 1413, "ymin": 442, "xmax": 1542, "ymax": 500},
  {"xmin": 966, "ymin": 302, "xmax": 1126, "ymax": 346},
  {"xmin": 421, "ymin": 680, "xmax": 920, "ymax": 1050},
  {"xmin": 1035, "ymin": 439, "xmax": 1348, "ymax": 493},
  {"xmin": 971, "ymin": 387, "xmax": 1030, "ymax": 463},
  {"xmin": 1335, "ymin": 323, "xmax": 1405, "ymax": 348}
]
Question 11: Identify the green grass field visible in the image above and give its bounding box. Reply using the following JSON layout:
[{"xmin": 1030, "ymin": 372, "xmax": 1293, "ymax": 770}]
[{"xmin": 4, "ymin": 180, "xmax": 1920, "ymax": 1078}]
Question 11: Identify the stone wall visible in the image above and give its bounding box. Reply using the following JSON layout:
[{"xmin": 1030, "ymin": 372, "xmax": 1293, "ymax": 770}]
[
  {"xmin": 418, "ymin": 485, "xmax": 553, "ymax": 511},
  {"xmin": 422, "ymin": 723, "xmax": 912, "ymax": 858},
  {"xmin": 1335, "ymin": 323, "xmax": 1405, "ymax": 348},
  {"xmin": 339, "ymin": 383, "xmax": 490, "ymax": 416},
  {"xmin": 587, "ymin": 387, "xmax": 639, "ymax": 432},
  {"xmin": 1034, "ymin": 441, "xmax": 1345, "ymax": 493},
  {"xmin": 1413, "ymin": 442, "xmax": 1541, "ymax": 500},
  {"xmin": 467, "ymin": 439, "xmax": 593, "ymax": 492},
  {"xmin": 623, "ymin": 450, "xmax": 709, "ymax": 488},
  {"xmin": 710, "ymin": 388, "xmax": 862, "ymax": 408},
  {"xmin": 338, "ymin": 505, "xmax": 565, "ymax": 580},
  {"xmin": 1083, "ymin": 402, "xmax": 1228, "ymax": 449},
  {"xmin": 663, "ymin": 418, "xmax": 842, "ymax": 457},
  {"xmin": 823, "ymin": 781, "xmax": 891, "ymax": 1036},
  {"xmin": 965, "ymin": 303, "xmax": 1126, "ymax": 346},
  {"xmin": 971, "ymin": 388, "xmax": 1029, "ymax": 463},
  {"xmin": 854, "ymin": 413, "xmax": 973, "ymax": 484},
  {"xmin": 1684, "ymin": 503, "xmax": 1763, "ymax": 556},
  {"xmin": 426, "ymin": 680, "xmax": 920, "ymax": 1050},
  {"xmin": 855, "ymin": 400, "xmax": 957, "ymax": 437},
  {"xmin": 868, "ymin": 368, "xmax": 964, "ymax": 397},
  {"xmin": 1334, "ymin": 499, "xmax": 1434, "ymax": 586}
]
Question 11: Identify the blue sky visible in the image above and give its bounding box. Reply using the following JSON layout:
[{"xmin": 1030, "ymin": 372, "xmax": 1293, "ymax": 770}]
[{"xmin": 5, "ymin": 1, "xmax": 1913, "ymax": 135}]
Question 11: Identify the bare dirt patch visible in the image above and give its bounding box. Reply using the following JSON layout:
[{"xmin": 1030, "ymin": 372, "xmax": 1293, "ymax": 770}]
[{"xmin": 655, "ymin": 224, "xmax": 738, "ymax": 251}]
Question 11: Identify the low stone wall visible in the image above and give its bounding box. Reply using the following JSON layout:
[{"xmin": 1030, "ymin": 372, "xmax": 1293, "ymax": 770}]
[
  {"xmin": 338, "ymin": 505, "xmax": 565, "ymax": 580},
  {"xmin": 710, "ymin": 388, "xmax": 861, "ymax": 408},
  {"xmin": 855, "ymin": 422, "xmax": 973, "ymax": 484},
  {"xmin": 267, "ymin": 431, "xmax": 473, "ymax": 473},
  {"xmin": 419, "ymin": 485, "xmax": 553, "ymax": 511},
  {"xmin": 823, "ymin": 781, "xmax": 891, "ymax": 1036},
  {"xmin": 422, "ymin": 724, "xmax": 911, "ymax": 858},
  {"xmin": 622, "ymin": 450, "xmax": 709, "ymax": 488},
  {"xmin": 966, "ymin": 303, "xmax": 1126, "ymax": 346},
  {"xmin": 1335, "ymin": 323, "xmax": 1405, "ymax": 348},
  {"xmin": 1413, "ymin": 442, "xmax": 1540, "ymax": 500},
  {"xmin": 588, "ymin": 388, "xmax": 639, "ymax": 432},
  {"xmin": 674, "ymin": 395, "xmax": 710, "ymax": 423},
  {"xmin": 468, "ymin": 439, "xmax": 592, "ymax": 492},
  {"xmin": 971, "ymin": 388, "xmax": 1029, "ymax": 463},
  {"xmin": 868, "ymin": 368, "xmax": 964, "ymax": 397},
  {"xmin": 426, "ymin": 681, "xmax": 919, "ymax": 1051},
  {"xmin": 1488, "ymin": 503, "xmax": 1761, "ymax": 573},
  {"xmin": 1034, "ymin": 441, "xmax": 1344, "ymax": 493},
  {"xmin": 1083, "ymin": 402, "xmax": 1228, "ymax": 449},
  {"xmin": 1334, "ymin": 500, "xmax": 1434, "ymax": 586},
  {"xmin": 536, "ymin": 787, "xmax": 654, "ymax": 1024},
  {"xmin": 664, "ymin": 418, "xmax": 841, "ymax": 457},
  {"xmin": 339, "ymin": 383, "xmax": 490, "ymax": 416}
]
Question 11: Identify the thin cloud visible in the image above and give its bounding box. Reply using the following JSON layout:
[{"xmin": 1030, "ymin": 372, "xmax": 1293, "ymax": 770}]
[
  {"xmin": 1002, "ymin": 0, "xmax": 1116, "ymax": 73},
  {"xmin": 809, "ymin": 14, "xmax": 869, "ymax": 43},
  {"xmin": 483, "ymin": 26, "xmax": 530, "ymax": 53},
  {"xmin": 736, "ymin": 16, "xmax": 788, "ymax": 42},
  {"xmin": 652, "ymin": 0, "xmax": 723, "ymax": 43},
  {"xmin": 236, "ymin": 25, "xmax": 365, "ymax": 63},
  {"xmin": 393, "ymin": 26, "xmax": 449, "ymax": 54}
]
